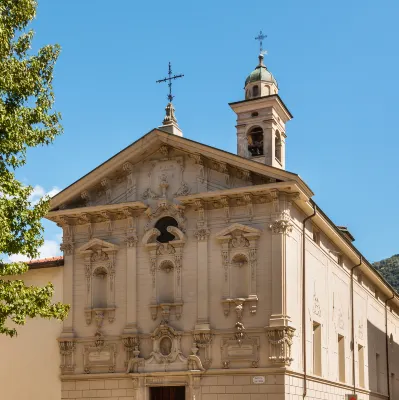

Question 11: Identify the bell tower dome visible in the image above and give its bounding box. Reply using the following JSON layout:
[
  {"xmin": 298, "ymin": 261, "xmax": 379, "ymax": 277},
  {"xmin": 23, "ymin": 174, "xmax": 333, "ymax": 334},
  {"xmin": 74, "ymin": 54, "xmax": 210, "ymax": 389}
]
[{"xmin": 229, "ymin": 51, "xmax": 292, "ymax": 170}]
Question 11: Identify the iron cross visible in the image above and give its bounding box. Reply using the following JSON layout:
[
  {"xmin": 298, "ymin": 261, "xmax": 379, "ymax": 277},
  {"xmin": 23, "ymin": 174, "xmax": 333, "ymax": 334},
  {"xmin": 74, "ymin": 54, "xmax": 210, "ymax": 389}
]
[
  {"xmin": 156, "ymin": 62, "xmax": 184, "ymax": 102},
  {"xmin": 255, "ymin": 30, "xmax": 267, "ymax": 54}
]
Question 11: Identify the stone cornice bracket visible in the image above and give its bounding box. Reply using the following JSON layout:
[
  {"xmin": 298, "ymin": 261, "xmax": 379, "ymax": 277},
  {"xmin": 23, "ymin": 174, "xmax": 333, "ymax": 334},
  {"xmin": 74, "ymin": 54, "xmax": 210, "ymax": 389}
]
[
  {"xmin": 81, "ymin": 190, "xmax": 91, "ymax": 207},
  {"xmin": 101, "ymin": 178, "xmax": 112, "ymax": 204},
  {"xmin": 58, "ymin": 339, "xmax": 76, "ymax": 374},
  {"xmin": 265, "ymin": 326, "xmax": 295, "ymax": 366},
  {"xmin": 57, "ymin": 216, "xmax": 74, "ymax": 256},
  {"xmin": 122, "ymin": 161, "xmax": 133, "ymax": 173},
  {"xmin": 218, "ymin": 196, "xmax": 230, "ymax": 222},
  {"xmin": 79, "ymin": 213, "xmax": 92, "ymax": 238},
  {"xmin": 237, "ymin": 193, "xmax": 254, "ymax": 220},
  {"xmin": 190, "ymin": 153, "xmax": 206, "ymax": 184},
  {"xmin": 122, "ymin": 207, "xmax": 138, "ymax": 247},
  {"xmin": 100, "ymin": 210, "xmax": 113, "ymax": 233},
  {"xmin": 236, "ymin": 168, "xmax": 251, "ymax": 182}
]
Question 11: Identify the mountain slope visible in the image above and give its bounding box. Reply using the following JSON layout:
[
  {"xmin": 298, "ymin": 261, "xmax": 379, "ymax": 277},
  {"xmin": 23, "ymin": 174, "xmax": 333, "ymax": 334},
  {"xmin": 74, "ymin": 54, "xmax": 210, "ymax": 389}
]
[{"xmin": 373, "ymin": 254, "xmax": 399, "ymax": 293}]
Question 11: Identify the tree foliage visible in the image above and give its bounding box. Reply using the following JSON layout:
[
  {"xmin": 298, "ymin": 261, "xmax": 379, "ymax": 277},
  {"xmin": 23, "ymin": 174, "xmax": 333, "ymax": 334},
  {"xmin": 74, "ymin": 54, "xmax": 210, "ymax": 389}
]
[
  {"xmin": 373, "ymin": 254, "xmax": 399, "ymax": 294},
  {"xmin": 0, "ymin": 0, "xmax": 68, "ymax": 337}
]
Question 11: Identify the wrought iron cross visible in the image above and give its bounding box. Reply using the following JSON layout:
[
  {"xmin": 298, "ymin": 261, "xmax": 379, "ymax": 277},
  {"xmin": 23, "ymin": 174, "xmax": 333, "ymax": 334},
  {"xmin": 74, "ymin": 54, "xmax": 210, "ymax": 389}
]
[
  {"xmin": 156, "ymin": 62, "xmax": 184, "ymax": 102},
  {"xmin": 255, "ymin": 30, "xmax": 267, "ymax": 54}
]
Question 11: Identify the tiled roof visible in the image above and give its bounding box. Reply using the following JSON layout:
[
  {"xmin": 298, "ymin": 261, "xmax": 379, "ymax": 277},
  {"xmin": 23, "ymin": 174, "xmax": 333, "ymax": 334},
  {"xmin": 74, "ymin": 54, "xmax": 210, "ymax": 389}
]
[{"xmin": 27, "ymin": 256, "xmax": 64, "ymax": 269}]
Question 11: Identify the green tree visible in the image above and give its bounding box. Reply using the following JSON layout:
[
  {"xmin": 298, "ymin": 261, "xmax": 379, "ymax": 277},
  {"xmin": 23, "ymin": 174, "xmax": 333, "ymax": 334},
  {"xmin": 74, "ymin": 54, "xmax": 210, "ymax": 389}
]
[{"xmin": 0, "ymin": 0, "xmax": 69, "ymax": 337}]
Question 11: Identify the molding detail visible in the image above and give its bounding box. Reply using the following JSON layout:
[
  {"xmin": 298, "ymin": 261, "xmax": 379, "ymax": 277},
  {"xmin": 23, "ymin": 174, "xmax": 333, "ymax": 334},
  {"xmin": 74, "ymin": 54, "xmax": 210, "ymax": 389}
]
[
  {"xmin": 270, "ymin": 219, "xmax": 293, "ymax": 235},
  {"xmin": 127, "ymin": 321, "xmax": 204, "ymax": 373},
  {"xmin": 58, "ymin": 340, "xmax": 76, "ymax": 374},
  {"xmin": 216, "ymin": 224, "xmax": 261, "ymax": 302},
  {"xmin": 265, "ymin": 326, "xmax": 295, "ymax": 366},
  {"xmin": 193, "ymin": 330, "xmax": 213, "ymax": 369},
  {"xmin": 83, "ymin": 333, "xmax": 117, "ymax": 374}
]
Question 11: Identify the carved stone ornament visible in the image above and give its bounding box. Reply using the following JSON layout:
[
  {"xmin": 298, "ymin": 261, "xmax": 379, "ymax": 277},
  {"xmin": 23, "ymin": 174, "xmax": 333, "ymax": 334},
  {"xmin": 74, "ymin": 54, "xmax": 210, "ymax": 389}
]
[
  {"xmin": 142, "ymin": 224, "xmax": 186, "ymax": 321},
  {"xmin": 122, "ymin": 335, "xmax": 141, "ymax": 369},
  {"xmin": 313, "ymin": 291, "xmax": 322, "ymax": 317},
  {"xmin": 216, "ymin": 223, "xmax": 261, "ymax": 305},
  {"xmin": 127, "ymin": 321, "xmax": 204, "ymax": 373},
  {"xmin": 59, "ymin": 340, "xmax": 76, "ymax": 374},
  {"xmin": 83, "ymin": 333, "xmax": 117, "ymax": 374},
  {"xmin": 265, "ymin": 326, "xmax": 295, "ymax": 366},
  {"xmin": 220, "ymin": 334, "xmax": 260, "ymax": 369},
  {"xmin": 194, "ymin": 227, "xmax": 210, "ymax": 241},
  {"xmin": 193, "ymin": 330, "xmax": 213, "ymax": 369},
  {"xmin": 60, "ymin": 241, "xmax": 74, "ymax": 256},
  {"xmin": 77, "ymin": 238, "xmax": 119, "ymax": 326},
  {"xmin": 270, "ymin": 219, "xmax": 293, "ymax": 235}
]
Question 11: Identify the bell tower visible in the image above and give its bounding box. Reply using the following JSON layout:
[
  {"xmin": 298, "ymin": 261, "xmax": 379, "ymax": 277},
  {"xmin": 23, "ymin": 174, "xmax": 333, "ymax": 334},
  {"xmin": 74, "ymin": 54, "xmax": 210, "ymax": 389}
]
[{"xmin": 229, "ymin": 40, "xmax": 292, "ymax": 170}]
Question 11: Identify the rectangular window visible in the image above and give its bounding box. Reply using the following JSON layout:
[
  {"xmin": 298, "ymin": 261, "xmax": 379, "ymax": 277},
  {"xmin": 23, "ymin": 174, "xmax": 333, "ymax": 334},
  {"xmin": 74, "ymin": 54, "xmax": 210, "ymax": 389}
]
[
  {"xmin": 313, "ymin": 322, "xmax": 322, "ymax": 376},
  {"xmin": 338, "ymin": 335, "xmax": 345, "ymax": 382},
  {"xmin": 376, "ymin": 353, "xmax": 381, "ymax": 392},
  {"xmin": 358, "ymin": 345, "xmax": 365, "ymax": 388}
]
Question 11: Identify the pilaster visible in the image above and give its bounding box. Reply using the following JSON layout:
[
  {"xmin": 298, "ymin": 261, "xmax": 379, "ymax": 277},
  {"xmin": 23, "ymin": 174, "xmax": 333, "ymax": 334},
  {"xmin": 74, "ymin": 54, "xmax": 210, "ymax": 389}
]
[
  {"xmin": 59, "ymin": 221, "xmax": 74, "ymax": 338},
  {"xmin": 268, "ymin": 190, "xmax": 296, "ymax": 328},
  {"xmin": 123, "ymin": 208, "xmax": 138, "ymax": 334},
  {"xmin": 194, "ymin": 199, "xmax": 211, "ymax": 330}
]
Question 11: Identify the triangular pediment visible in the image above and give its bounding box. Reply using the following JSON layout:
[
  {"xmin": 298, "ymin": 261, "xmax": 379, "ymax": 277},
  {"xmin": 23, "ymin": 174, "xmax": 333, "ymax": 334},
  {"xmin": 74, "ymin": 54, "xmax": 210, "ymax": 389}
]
[
  {"xmin": 215, "ymin": 223, "xmax": 262, "ymax": 239},
  {"xmin": 77, "ymin": 238, "xmax": 119, "ymax": 254},
  {"xmin": 47, "ymin": 129, "xmax": 313, "ymax": 216}
]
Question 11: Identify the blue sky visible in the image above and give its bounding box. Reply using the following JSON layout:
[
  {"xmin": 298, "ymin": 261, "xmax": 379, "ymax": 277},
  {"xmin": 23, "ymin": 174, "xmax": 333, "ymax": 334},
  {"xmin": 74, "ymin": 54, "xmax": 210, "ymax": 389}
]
[{"xmin": 16, "ymin": 0, "xmax": 399, "ymax": 263}]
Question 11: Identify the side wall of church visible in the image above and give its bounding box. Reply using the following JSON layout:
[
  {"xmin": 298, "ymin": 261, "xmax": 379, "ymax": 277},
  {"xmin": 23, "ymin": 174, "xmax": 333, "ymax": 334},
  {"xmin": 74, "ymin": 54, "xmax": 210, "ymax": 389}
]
[
  {"xmin": 287, "ymin": 205, "xmax": 399, "ymax": 400},
  {"xmin": 0, "ymin": 267, "xmax": 63, "ymax": 400}
]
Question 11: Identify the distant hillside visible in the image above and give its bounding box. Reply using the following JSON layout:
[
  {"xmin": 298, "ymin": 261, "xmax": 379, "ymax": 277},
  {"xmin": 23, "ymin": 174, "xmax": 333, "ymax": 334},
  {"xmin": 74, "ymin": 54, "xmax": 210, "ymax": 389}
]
[{"xmin": 373, "ymin": 254, "xmax": 399, "ymax": 293}]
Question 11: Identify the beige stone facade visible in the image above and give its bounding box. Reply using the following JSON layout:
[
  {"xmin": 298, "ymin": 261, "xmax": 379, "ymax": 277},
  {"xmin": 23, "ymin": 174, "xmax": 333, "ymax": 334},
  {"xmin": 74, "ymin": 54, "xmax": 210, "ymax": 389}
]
[{"xmin": 2, "ymin": 55, "xmax": 399, "ymax": 400}]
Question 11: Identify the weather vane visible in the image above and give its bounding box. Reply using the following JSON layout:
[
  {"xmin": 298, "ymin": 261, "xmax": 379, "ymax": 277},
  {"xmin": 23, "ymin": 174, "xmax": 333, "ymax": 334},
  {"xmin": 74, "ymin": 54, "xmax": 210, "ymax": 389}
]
[
  {"xmin": 156, "ymin": 62, "xmax": 184, "ymax": 102},
  {"xmin": 255, "ymin": 30, "xmax": 267, "ymax": 55}
]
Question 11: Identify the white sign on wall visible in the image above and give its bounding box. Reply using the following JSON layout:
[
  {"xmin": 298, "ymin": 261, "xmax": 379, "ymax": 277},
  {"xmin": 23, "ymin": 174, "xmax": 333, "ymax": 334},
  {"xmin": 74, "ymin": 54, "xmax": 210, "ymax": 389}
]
[{"xmin": 252, "ymin": 376, "xmax": 265, "ymax": 384}]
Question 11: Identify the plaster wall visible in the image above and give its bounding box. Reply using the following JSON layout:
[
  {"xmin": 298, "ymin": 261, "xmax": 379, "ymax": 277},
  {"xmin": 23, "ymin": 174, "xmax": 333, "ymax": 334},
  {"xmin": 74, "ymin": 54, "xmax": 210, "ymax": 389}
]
[{"xmin": 0, "ymin": 267, "xmax": 63, "ymax": 400}]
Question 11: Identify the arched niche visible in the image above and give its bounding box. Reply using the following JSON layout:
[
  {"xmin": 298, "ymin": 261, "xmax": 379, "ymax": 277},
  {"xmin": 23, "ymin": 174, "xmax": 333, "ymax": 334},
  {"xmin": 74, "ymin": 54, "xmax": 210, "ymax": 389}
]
[
  {"xmin": 157, "ymin": 260, "xmax": 175, "ymax": 303},
  {"xmin": 231, "ymin": 254, "xmax": 249, "ymax": 299},
  {"xmin": 142, "ymin": 220, "xmax": 186, "ymax": 322},
  {"xmin": 92, "ymin": 266, "xmax": 108, "ymax": 309},
  {"xmin": 216, "ymin": 223, "xmax": 262, "ymax": 316},
  {"xmin": 77, "ymin": 238, "xmax": 119, "ymax": 325}
]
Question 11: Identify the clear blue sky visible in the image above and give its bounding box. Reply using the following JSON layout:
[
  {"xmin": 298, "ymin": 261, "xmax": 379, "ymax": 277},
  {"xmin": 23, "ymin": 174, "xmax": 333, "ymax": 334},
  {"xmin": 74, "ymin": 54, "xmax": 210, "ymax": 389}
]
[{"xmin": 19, "ymin": 0, "xmax": 399, "ymax": 263}]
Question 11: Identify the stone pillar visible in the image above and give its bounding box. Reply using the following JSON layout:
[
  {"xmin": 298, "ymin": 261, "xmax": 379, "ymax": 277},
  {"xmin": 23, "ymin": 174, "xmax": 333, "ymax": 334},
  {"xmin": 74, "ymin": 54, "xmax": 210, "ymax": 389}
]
[
  {"xmin": 124, "ymin": 235, "xmax": 138, "ymax": 334},
  {"xmin": 194, "ymin": 226, "xmax": 210, "ymax": 329},
  {"xmin": 60, "ymin": 224, "xmax": 74, "ymax": 337},
  {"xmin": 268, "ymin": 191, "xmax": 294, "ymax": 327}
]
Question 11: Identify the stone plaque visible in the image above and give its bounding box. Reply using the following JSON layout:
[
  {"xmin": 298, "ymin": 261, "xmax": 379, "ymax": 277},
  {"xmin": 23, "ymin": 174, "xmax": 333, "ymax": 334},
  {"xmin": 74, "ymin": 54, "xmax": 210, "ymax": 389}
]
[
  {"xmin": 252, "ymin": 376, "xmax": 265, "ymax": 384},
  {"xmin": 88, "ymin": 350, "xmax": 111, "ymax": 362}
]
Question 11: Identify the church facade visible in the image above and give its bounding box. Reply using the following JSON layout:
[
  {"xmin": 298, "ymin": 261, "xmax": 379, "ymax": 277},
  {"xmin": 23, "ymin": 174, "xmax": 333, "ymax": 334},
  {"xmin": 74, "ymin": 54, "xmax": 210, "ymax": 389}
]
[{"xmin": 2, "ymin": 53, "xmax": 399, "ymax": 400}]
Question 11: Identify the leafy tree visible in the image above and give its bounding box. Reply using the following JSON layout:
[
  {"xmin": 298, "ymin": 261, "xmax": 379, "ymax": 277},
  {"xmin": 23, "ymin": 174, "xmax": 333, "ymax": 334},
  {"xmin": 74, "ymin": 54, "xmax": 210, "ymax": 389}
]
[
  {"xmin": 0, "ymin": 0, "xmax": 68, "ymax": 337},
  {"xmin": 373, "ymin": 254, "xmax": 399, "ymax": 294}
]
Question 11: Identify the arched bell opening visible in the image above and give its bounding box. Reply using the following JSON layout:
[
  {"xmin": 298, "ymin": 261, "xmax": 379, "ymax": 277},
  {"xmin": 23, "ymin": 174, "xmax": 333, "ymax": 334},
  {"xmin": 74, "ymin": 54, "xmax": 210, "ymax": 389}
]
[{"xmin": 247, "ymin": 126, "xmax": 264, "ymax": 156}]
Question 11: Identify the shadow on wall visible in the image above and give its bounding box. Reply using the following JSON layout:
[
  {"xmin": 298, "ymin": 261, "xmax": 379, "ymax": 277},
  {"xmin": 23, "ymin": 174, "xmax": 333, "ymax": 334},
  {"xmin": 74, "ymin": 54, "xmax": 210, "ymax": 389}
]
[{"xmin": 367, "ymin": 320, "xmax": 399, "ymax": 398}]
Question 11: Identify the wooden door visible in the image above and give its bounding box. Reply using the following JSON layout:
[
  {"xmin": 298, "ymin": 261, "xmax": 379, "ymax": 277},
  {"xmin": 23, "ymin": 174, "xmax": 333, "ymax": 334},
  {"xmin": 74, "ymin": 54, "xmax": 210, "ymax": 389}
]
[{"xmin": 150, "ymin": 386, "xmax": 185, "ymax": 400}]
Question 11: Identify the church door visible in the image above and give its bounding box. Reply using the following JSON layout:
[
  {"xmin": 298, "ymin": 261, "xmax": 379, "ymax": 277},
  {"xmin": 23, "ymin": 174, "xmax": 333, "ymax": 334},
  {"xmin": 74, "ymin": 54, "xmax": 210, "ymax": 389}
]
[{"xmin": 150, "ymin": 386, "xmax": 185, "ymax": 400}]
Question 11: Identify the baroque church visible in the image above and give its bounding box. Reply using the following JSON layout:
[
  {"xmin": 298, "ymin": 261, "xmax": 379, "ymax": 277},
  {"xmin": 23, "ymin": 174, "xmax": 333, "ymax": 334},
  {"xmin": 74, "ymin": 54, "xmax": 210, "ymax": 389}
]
[{"xmin": 1, "ymin": 49, "xmax": 399, "ymax": 400}]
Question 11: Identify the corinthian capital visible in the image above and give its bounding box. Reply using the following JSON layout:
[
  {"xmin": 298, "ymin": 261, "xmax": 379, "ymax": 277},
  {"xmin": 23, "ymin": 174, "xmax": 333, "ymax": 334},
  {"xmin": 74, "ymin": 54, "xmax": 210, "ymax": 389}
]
[{"xmin": 270, "ymin": 220, "xmax": 293, "ymax": 235}]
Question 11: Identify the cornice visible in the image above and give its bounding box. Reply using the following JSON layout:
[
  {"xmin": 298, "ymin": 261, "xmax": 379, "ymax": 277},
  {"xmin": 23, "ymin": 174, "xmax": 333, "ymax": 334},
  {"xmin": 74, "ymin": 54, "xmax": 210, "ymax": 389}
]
[
  {"xmin": 176, "ymin": 181, "xmax": 307, "ymax": 204},
  {"xmin": 46, "ymin": 201, "xmax": 147, "ymax": 224}
]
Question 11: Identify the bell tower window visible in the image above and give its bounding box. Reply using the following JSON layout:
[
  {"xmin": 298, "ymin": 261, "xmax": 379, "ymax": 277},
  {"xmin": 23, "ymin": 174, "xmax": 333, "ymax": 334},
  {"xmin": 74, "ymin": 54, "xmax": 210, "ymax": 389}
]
[
  {"xmin": 252, "ymin": 85, "xmax": 259, "ymax": 97},
  {"xmin": 155, "ymin": 216, "xmax": 178, "ymax": 243},
  {"xmin": 275, "ymin": 132, "xmax": 282, "ymax": 162},
  {"xmin": 247, "ymin": 126, "xmax": 264, "ymax": 156}
]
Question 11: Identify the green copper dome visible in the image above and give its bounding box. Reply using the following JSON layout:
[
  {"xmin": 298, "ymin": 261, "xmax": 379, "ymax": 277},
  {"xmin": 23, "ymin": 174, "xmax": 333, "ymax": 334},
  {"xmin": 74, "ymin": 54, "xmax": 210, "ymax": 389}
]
[{"xmin": 245, "ymin": 55, "xmax": 277, "ymax": 87}]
